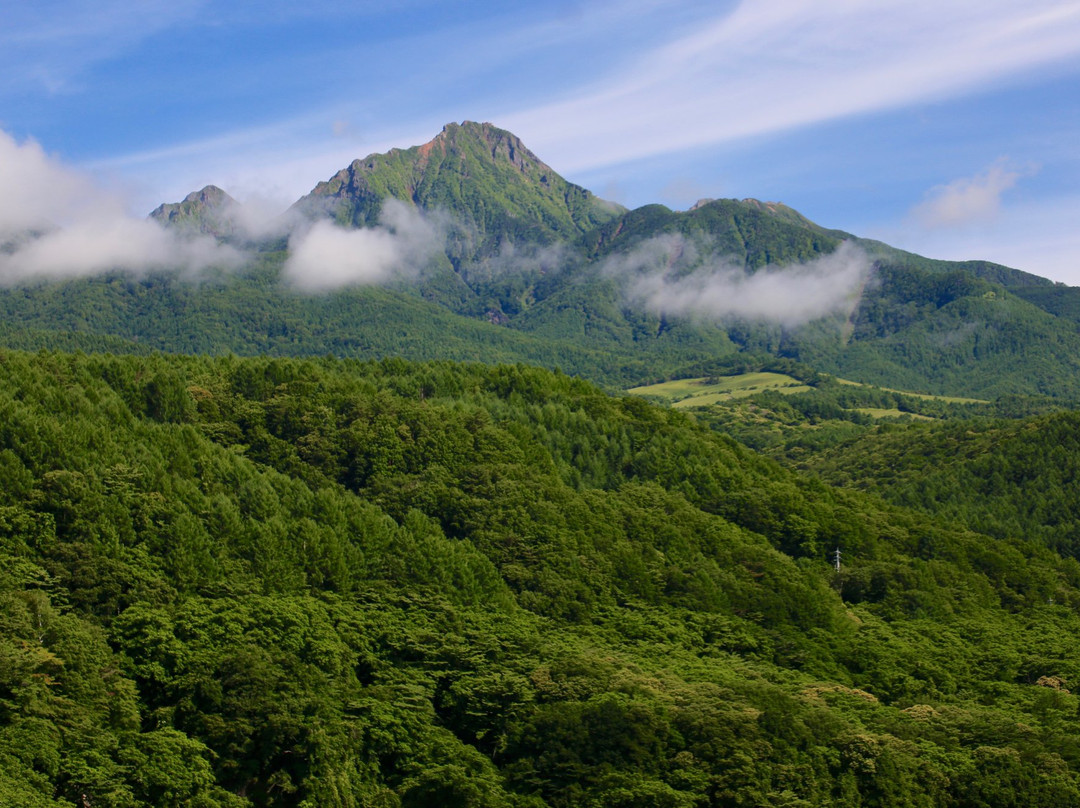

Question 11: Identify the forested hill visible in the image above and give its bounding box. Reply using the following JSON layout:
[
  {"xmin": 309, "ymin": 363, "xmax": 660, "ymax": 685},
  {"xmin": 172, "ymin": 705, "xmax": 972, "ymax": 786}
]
[
  {"xmin": 799, "ymin": 411, "xmax": 1080, "ymax": 559},
  {"xmin": 5, "ymin": 349, "xmax": 1080, "ymax": 806}
]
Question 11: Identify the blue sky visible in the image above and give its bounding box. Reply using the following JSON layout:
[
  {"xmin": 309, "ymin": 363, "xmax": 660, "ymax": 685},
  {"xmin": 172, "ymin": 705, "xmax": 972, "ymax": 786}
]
[{"xmin": 4, "ymin": 0, "xmax": 1080, "ymax": 282}]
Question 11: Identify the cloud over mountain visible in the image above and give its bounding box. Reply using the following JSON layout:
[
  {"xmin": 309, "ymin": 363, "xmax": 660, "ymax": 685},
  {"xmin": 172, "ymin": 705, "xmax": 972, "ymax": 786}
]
[
  {"xmin": 611, "ymin": 238, "xmax": 870, "ymax": 326},
  {"xmin": 283, "ymin": 199, "xmax": 443, "ymax": 291},
  {"xmin": 0, "ymin": 129, "xmax": 240, "ymax": 283}
]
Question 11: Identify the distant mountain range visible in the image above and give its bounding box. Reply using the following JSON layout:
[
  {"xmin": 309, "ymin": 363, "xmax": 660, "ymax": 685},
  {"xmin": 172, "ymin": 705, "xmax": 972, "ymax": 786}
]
[{"xmin": 6, "ymin": 121, "xmax": 1080, "ymax": 400}]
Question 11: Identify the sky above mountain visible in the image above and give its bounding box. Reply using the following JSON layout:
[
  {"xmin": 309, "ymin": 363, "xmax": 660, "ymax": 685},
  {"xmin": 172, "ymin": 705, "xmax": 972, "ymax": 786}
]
[{"xmin": 3, "ymin": 0, "xmax": 1080, "ymax": 282}]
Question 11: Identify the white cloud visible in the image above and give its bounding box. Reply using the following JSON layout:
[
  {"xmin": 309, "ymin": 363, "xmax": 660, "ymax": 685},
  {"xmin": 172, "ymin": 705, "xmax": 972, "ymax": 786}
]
[
  {"xmin": 610, "ymin": 238, "xmax": 870, "ymax": 326},
  {"xmin": 912, "ymin": 161, "xmax": 1032, "ymax": 228},
  {"xmin": 468, "ymin": 241, "xmax": 578, "ymax": 283},
  {"xmin": 1, "ymin": 217, "xmax": 238, "ymax": 281},
  {"xmin": 0, "ymin": 131, "xmax": 96, "ymax": 232},
  {"xmin": 218, "ymin": 194, "xmax": 288, "ymax": 240},
  {"xmin": 283, "ymin": 199, "xmax": 442, "ymax": 291},
  {"xmin": 0, "ymin": 129, "xmax": 241, "ymax": 283}
]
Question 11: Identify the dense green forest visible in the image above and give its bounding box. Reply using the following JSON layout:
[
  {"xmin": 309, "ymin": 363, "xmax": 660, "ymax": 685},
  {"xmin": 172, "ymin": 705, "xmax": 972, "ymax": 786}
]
[
  {"xmin": 6, "ymin": 120, "xmax": 1080, "ymax": 807},
  {"xmin": 0, "ymin": 256, "xmax": 741, "ymax": 392},
  {"xmin": 796, "ymin": 412, "xmax": 1080, "ymax": 559},
  {"xmin": 5, "ymin": 350, "xmax": 1080, "ymax": 806}
]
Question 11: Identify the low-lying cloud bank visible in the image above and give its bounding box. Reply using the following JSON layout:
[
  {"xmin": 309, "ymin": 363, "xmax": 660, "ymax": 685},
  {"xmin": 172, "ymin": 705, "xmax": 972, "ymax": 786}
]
[
  {"xmin": 467, "ymin": 241, "xmax": 579, "ymax": 284},
  {"xmin": 0, "ymin": 130, "xmax": 241, "ymax": 284},
  {"xmin": 0, "ymin": 126, "xmax": 873, "ymax": 312},
  {"xmin": 283, "ymin": 199, "xmax": 443, "ymax": 292},
  {"xmin": 611, "ymin": 237, "xmax": 870, "ymax": 326},
  {"xmin": 1, "ymin": 218, "xmax": 241, "ymax": 281}
]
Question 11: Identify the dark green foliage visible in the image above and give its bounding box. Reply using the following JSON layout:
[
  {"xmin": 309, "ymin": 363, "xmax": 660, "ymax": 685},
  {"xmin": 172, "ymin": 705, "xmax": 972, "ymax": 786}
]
[
  {"xmin": 0, "ymin": 260, "xmax": 745, "ymax": 390},
  {"xmin": 1012, "ymin": 284, "xmax": 1080, "ymax": 321},
  {"xmin": 791, "ymin": 264, "xmax": 1080, "ymax": 399},
  {"xmin": 582, "ymin": 198, "xmax": 841, "ymax": 269},
  {"xmin": 802, "ymin": 411, "xmax": 1080, "ymax": 559},
  {"xmin": 2, "ymin": 350, "xmax": 1080, "ymax": 805}
]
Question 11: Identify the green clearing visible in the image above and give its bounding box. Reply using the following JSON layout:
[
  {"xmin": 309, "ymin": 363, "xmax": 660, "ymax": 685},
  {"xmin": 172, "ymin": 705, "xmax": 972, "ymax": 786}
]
[
  {"xmin": 854, "ymin": 407, "xmax": 935, "ymax": 420},
  {"xmin": 629, "ymin": 373, "xmax": 990, "ymax": 419},
  {"xmin": 834, "ymin": 376, "xmax": 989, "ymax": 404},
  {"xmin": 628, "ymin": 372, "xmax": 813, "ymax": 406}
]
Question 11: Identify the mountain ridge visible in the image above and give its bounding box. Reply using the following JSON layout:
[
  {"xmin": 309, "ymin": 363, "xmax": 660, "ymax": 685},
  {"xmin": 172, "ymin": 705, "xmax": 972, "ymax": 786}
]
[{"xmin": 11, "ymin": 120, "xmax": 1077, "ymax": 401}]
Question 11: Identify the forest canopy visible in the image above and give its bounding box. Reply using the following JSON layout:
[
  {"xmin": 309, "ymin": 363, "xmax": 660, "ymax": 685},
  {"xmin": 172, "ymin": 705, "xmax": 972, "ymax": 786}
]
[{"xmin": 3, "ymin": 349, "xmax": 1080, "ymax": 806}]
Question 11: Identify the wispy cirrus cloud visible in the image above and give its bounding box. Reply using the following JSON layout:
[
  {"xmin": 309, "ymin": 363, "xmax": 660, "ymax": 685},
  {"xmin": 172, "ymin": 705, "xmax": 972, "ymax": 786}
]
[
  {"xmin": 503, "ymin": 0, "xmax": 1080, "ymax": 173},
  {"xmin": 71, "ymin": 1, "xmax": 1080, "ymax": 214}
]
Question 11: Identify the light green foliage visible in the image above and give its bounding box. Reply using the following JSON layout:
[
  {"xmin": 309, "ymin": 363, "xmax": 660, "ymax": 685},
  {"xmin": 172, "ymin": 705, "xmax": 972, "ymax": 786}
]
[{"xmin": 629, "ymin": 373, "xmax": 814, "ymax": 407}]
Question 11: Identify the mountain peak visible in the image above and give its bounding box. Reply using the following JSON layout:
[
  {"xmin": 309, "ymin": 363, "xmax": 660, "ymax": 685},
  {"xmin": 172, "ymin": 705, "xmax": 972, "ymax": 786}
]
[
  {"xmin": 357, "ymin": 121, "xmax": 554, "ymax": 179},
  {"xmin": 293, "ymin": 121, "xmax": 623, "ymax": 259},
  {"xmin": 150, "ymin": 185, "xmax": 239, "ymax": 238},
  {"xmin": 184, "ymin": 185, "xmax": 234, "ymax": 207},
  {"xmin": 436, "ymin": 121, "xmax": 552, "ymax": 176}
]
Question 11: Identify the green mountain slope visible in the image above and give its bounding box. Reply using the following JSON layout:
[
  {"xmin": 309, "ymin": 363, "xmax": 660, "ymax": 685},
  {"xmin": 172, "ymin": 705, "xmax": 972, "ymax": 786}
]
[
  {"xmin": 0, "ymin": 256, "xmax": 742, "ymax": 388},
  {"xmin": 5, "ymin": 350, "xmax": 1080, "ymax": 806},
  {"xmin": 790, "ymin": 265, "xmax": 1080, "ymax": 399},
  {"xmin": 2, "ymin": 121, "xmax": 1080, "ymax": 401},
  {"xmin": 293, "ymin": 121, "xmax": 623, "ymax": 262},
  {"xmin": 1011, "ymin": 283, "xmax": 1080, "ymax": 320}
]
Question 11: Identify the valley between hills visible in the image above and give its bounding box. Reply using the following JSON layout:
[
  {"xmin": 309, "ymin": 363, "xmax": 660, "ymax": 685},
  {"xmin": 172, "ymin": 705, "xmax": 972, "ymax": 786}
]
[{"xmin": 3, "ymin": 122, "xmax": 1080, "ymax": 807}]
